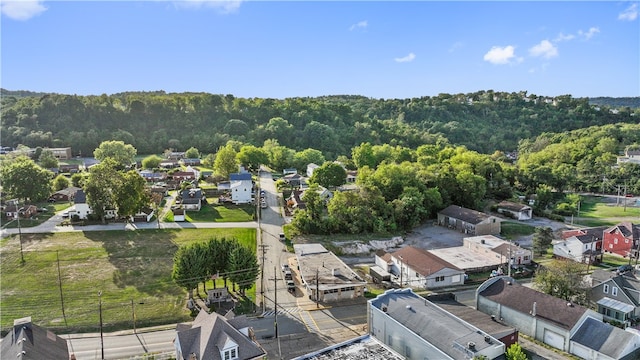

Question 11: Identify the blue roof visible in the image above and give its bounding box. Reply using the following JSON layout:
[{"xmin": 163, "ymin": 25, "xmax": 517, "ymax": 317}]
[
  {"xmin": 74, "ymin": 189, "xmax": 86, "ymax": 204},
  {"xmin": 230, "ymin": 173, "xmax": 252, "ymax": 181}
]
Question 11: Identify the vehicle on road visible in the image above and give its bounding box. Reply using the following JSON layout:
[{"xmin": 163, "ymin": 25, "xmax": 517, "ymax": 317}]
[
  {"xmin": 61, "ymin": 211, "xmax": 69, "ymax": 218},
  {"xmin": 281, "ymin": 263, "xmax": 290, "ymax": 272},
  {"xmin": 261, "ymin": 200, "xmax": 267, "ymax": 209},
  {"xmin": 286, "ymin": 280, "xmax": 295, "ymax": 292},
  {"xmin": 618, "ymin": 264, "xmax": 633, "ymax": 274},
  {"xmin": 279, "ymin": 233, "xmax": 286, "ymax": 241},
  {"xmin": 283, "ymin": 270, "xmax": 292, "ymax": 281}
]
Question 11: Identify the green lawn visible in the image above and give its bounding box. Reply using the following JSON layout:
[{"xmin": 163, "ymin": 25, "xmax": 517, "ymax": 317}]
[
  {"xmin": 185, "ymin": 203, "xmax": 255, "ymax": 222},
  {"xmin": 500, "ymin": 221, "xmax": 535, "ymax": 240},
  {"xmin": 1, "ymin": 202, "xmax": 72, "ymax": 229},
  {"xmin": 0, "ymin": 228, "xmax": 256, "ymax": 334},
  {"xmin": 577, "ymin": 196, "xmax": 640, "ymax": 218}
]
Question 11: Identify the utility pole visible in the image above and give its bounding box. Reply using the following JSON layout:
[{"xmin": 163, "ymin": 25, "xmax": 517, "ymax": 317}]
[
  {"xmin": 617, "ymin": 185, "xmax": 621, "ymax": 206},
  {"xmin": 624, "ymin": 181, "xmax": 628, "ymax": 212},
  {"xmin": 98, "ymin": 291, "xmax": 104, "ymax": 360},
  {"xmin": 17, "ymin": 205, "xmax": 24, "ymax": 264},
  {"xmin": 131, "ymin": 299, "xmax": 136, "ymax": 334},
  {"xmin": 508, "ymin": 241, "xmax": 512, "ymax": 278},
  {"xmin": 258, "ymin": 244, "xmax": 269, "ymax": 313},
  {"xmin": 273, "ymin": 266, "xmax": 278, "ymax": 339},
  {"xmin": 316, "ymin": 268, "xmax": 320, "ymax": 309},
  {"xmin": 56, "ymin": 251, "xmax": 67, "ymax": 326}
]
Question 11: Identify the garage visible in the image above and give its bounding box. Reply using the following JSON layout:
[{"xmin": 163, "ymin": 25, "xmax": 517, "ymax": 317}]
[
  {"xmin": 571, "ymin": 342, "xmax": 591, "ymax": 359},
  {"xmin": 543, "ymin": 329, "xmax": 565, "ymax": 350}
]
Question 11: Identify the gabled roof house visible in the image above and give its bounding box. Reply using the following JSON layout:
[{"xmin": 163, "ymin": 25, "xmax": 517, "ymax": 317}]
[
  {"xmin": 174, "ymin": 310, "xmax": 265, "ymax": 360},
  {"xmin": 496, "ymin": 201, "xmax": 532, "ymax": 221},
  {"xmin": 1, "ymin": 316, "xmax": 71, "ymax": 360},
  {"xmin": 603, "ymin": 222, "xmax": 640, "ymax": 258},
  {"xmin": 229, "ymin": 173, "xmax": 253, "ymax": 205}
]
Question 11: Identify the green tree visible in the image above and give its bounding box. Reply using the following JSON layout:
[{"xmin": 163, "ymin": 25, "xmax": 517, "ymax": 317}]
[
  {"xmin": 505, "ymin": 343, "xmax": 527, "ymax": 360},
  {"xmin": 213, "ymin": 144, "xmax": 238, "ymax": 178},
  {"xmin": 202, "ymin": 153, "xmax": 216, "ymax": 169},
  {"xmin": 172, "ymin": 243, "xmax": 207, "ymax": 299},
  {"xmin": 0, "ymin": 156, "xmax": 53, "ymax": 202},
  {"xmin": 263, "ymin": 140, "xmax": 294, "ymax": 172},
  {"xmin": 309, "ymin": 162, "xmax": 347, "ymax": 189},
  {"xmin": 532, "ymin": 226, "xmax": 554, "ymax": 256},
  {"xmin": 302, "ymin": 184, "xmax": 324, "ymax": 222},
  {"xmin": 38, "ymin": 149, "xmax": 58, "ymax": 169},
  {"xmin": 185, "ymin": 147, "xmax": 200, "ymax": 159},
  {"xmin": 533, "ymin": 259, "xmax": 589, "ymax": 304},
  {"xmin": 292, "ymin": 148, "xmax": 326, "ymax": 172},
  {"xmin": 93, "ymin": 140, "xmax": 137, "ymax": 169},
  {"xmin": 237, "ymin": 145, "xmax": 268, "ymax": 172},
  {"xmin": 227, "ymin": 241, "xmax": 260, "ymax": 295},
  {"xmin": 352, "ymin": 142, "xmax": 376, "ymax": 169},
  {"xmin": 115, "ymin": 170, "xmax": 149, "ymax": 221},
  {"xmin": 84, "ymin": 158, "xmax": 120, "ymax": 223},
  {"xmin": 70, "ymin": 172, "xmax": 86, "ymax": 188},
  {"xmin": 392, "ymin": 187, "xmax": 427, "ymax": 230},
  {"xmin": 53, "ymin": 174, "xmax": 70, "ymax": 191},
  {"xmin": 141, "ymin": 155, "xmax": 163, "ymax": 169}
]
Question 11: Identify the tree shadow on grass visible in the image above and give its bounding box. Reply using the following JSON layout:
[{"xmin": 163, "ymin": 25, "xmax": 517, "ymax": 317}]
[{"xmin": 83, "ymin": 229, "xmax": 183, "ymax": 297}]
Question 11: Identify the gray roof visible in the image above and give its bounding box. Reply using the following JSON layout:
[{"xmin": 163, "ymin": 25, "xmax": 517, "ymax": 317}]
[
  {"xmin": 597, "ymin": 297, "xmax": 635, "ymax": 313},
  {"xmin": 370, "ymin": 289, "xmax": 503, "ymax": 360},
  {"xmin": 571, "ymin": 317, "xmax": 639, "ymax": 359},
  {"xmin": 294, "ymin": 244, "xmax": 366, "ymax": 291},
  {"xmin": 1, "ymin": 317, "xmax": 69, "ymax": 360},
  {"xmin": 175, "ymin": 310, "xmax": 265, "ymax": 360},
  {"xmin": 479, "ymin": 277, "xmax": 587, "ymax": 330},
  {"xmin": 497, "ymin": 201, "xmax": 531, "ymax": 212},
  {"xmin": 74, "ymin": 189, "xmax": 86, "ymax": 204},
  {"xmin": 439, "ymin": 205, "xmax": 492, "ymax": 225}
]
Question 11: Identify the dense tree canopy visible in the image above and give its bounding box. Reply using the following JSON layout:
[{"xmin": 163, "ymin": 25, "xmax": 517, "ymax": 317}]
[
  {"xmin": 93, "ymin": 140, "xmax": 137, "ymax": 169},
  {"xmin": 0, "ymin": 156, "xmax": 53, "ymax": 202}
]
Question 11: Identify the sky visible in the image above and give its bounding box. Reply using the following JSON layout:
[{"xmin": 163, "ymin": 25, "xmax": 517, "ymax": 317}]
[{"xmin": 1, "ymin": 1, "xmax": 639, "ymax": 99}]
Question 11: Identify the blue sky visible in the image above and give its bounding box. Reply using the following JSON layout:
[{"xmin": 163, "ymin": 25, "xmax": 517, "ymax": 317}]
[{"xmin": 1, "ymin": 1, "xmax": 639, "ymax": 99}]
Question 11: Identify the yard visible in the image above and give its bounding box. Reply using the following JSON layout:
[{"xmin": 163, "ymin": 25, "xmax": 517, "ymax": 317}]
[
  {"xmin": 1, "ymin": 202, "xmax": 72, "ymax": 229},
  {"xmin": 0, "ymin": 228, "xmax": 256, "ymax": 335},
  {"xmin": 184, "ymin": 203, "xmax": 255, "ymax": 222},
  {"xmin": 572, "ymin": 195, "xmax": 640, "ymax": 226}
]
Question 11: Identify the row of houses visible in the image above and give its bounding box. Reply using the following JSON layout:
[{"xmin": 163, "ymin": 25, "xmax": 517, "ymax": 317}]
[{"xmin": 553, "ymin": 222, "xmax": 640, "ymax": 262}]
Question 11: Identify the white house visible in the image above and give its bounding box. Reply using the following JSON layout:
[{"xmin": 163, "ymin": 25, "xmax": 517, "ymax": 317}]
[
  {"xmin": 229, "ymin": 172, "xmax": 253, "ymax": 204},
  {"xmin": 306, "ymin": 163, "xmax": 320, "ymax": 178},
  {"xmin": 69, "ymin": 189, "xmax": 91, "ymax": 220},
  {"xmin": 375, "ymin": 246, "xmax": 465, "ymax": 289},
  {"xmin": 617, "ymin": 148, "xmax": 640, "ymax": 165},
  {"xmin": 496, "ymin": 201, "xmax": 532, "ymax": 221}
]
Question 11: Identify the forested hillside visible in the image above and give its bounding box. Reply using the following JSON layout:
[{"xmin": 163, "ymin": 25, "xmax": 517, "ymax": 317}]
[{"xmin": 1, "ymin": 89, "xmax": 637, "ymax": 157}]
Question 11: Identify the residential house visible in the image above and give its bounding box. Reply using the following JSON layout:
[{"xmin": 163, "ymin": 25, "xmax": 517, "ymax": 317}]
[
  {"xmin": 139, "ymin": 170, "xmax": 168, "ymax": 183},
  {"xmin": 4, "ymin": 204, "xmax": 38, "ymax": 220},
  {"xmin": 159, "ymin": 160, "xmax": 180, "ymax": 169},
  {"xmin": 294, "ymin": 243, "xmax": 367, "ymax": 302},
  {"xmin": 229, "ymin": 173, "xmax": 253, "ymax": 204},
  {"xmin": 603, "ymin": 222, "xmax": 640, "ymax": 258},
  {"xmin": 617, "ymin": 149, "xmax": 640, "ymax": 165},
  {"xmin": 172, "ymin": 171, "xmax": 197, "ymax": 183},
  {"xmin": 375, "ymin": 246, "xmax": 465, "ymax": 289},
  {"xmin": 1, "ymin": 316, "xmax": 71, "ymax": 360},
  {"xmin": 174, "ymin": 310, "xmax": 265, "ymax": 360},
  {"xmin": 554, "ymin": 227, "xmax": 604, "ymax": 264},
  {"xmin": 496, "ymin": 201, "xmax": 532, "ymax": 220},
  {"xmin": 476, "ymin": 277, "xmax": 640, "ymax": 359},
  {"xmin": 590, "ymin": 271, "xmax": 640, "ymax": 328},
  {"xmin": 346, "ymin": 170, "xmax": 357, "ymax": 183},
  {"xmin": 283, "ymin": 168, "xmax": 297, "ymax": 175},
  {"xmin": 49, "ymin": 186, "xmax": 82, "ymax": 202},
  {"xmin": 306, "ymin": 163, "xmax": 319, "ymax": 178},
  {"xmin": 282, "ymin": 173, "xmax": 304, "ymax": 187},
  {"xmin": 133, "ymin": 207, "xmax": 155, "ymax": 222},
  {"xmin": 179, "ymin": 188, "xmax": 205, "ymax": 211},
  {"xmin": 438, "ymin": 205, "xmax": 501, "ymax": 236},
  {"xmin": 286, "ymin": 190, "xmax": 306, "ymax": 212},
  {"xmin": 368, "ymin": 288, "xmax": 505, "ymax": 360},
  {"xmin": 149, "ymin": 185, "xmax": 169, "ymax": 197},
  {"xmin": 181, "ymin": 158, "xmax": 201, "ymax": 166},
  {"xmin": 69, "ymin": 190, "xmax": 91, "ymax": 220},
  {"xmin": 166, "ymin": 151, "xmax": 186, "ymax": 160}
]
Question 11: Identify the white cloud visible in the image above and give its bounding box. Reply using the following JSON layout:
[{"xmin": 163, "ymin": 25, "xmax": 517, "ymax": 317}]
[
  {"xmin": 349, "ymin": 20, "xmax": 368, "ymax": 31},
  {"xmin": 173, "ymin": 0, "xmax": 242, "ymax": 14},
  {"xmin": 554, "ymin": 32, "xmax": 575, "ymax": 42},
  {"xmin": 483, "ymin": 45, "xmax": 517, "ymax": 65},
  {"xmin": 578, "ymin": 27, "xmax": 600, "ymax": 40},
  {"xmin": 529, "ymin": 40, "xmax": 558, "ymax": 59},
  {"xmin": 1, "ymin": 0, "xmax": 47, "ymax": 20},
  {"xmin": 394, "ymin": 53, "xmax": 416, "ymax": 63},
  {"xmin": 619, "ymin": 3, "xmax": 638, "ymax": 21},
  {"xmin": 448, "ymin": 41, "xmax": 464, "ymax": 53}
]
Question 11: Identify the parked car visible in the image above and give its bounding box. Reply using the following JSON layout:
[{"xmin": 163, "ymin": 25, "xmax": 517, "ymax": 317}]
[
  {"xmin": 261, "ymin": 200, "xmax": 267, "ymax": 209},
  {"xmin": 286, "ymin": 280, "xmax": 295, "ymax": 292},
  {"xmin": 618, "ymin": 264, "xmax": 633, "ymax": 274},
  {"xmin": 279, "ymin": 233, "xmax": 286, "ymax": 241},
  {"xmin": 281, "ymin": 263, "xmax": 290, "ymax": 272}
]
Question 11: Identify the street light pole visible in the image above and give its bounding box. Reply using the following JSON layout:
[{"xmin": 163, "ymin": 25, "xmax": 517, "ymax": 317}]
[
  {"xmin": 17, "ymin": 205, "xmax": 24, "ymax": 264},
  {"xmin": 98, "ymin": 291, "xmax": 104, "ymax": 360}
]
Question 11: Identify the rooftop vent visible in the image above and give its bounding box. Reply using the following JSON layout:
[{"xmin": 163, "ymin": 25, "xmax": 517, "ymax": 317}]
[
  {"xmin": 467, "ymin": 341, "xmax": 476, "ymax": 350},
  {"xmin": 406, "ymin": 305, "xmax": 412, "ymax": 310},
  {"xmin": 382, "ymin": 306, "xmax": 387, "ymax": 312},
  {"xmin": 567, "ymin": 302, "xmax": 573, "ymax": 307},
  {"xmin": 484, "ymin": 335, "xmax": 491, "ymax": 343},
  {"xmin": 491, "ymin": 315, "xmax": 496, "ymax": 321}
]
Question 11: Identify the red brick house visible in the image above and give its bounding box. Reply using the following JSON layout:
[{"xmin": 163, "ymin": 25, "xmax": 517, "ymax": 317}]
[{"xmin": 602, "ymin": 222, "xmax": 640, "ymax": 257}]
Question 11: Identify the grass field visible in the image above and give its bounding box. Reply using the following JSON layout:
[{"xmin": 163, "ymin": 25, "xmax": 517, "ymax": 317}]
[
  {"xmin": 500, "ymin": 221, "xmax": 535, "ymax": 240},
  {"xmin": 575, "ymin": 196, "xmax": 640, "ymax": 221},
  {"xmin": 0, "ymin": 228, "xmax": 256, "ymax": 335},
  {"xmin": 185, "ymin": 203, "xmax": 255, "ymax": 222},
  {"xmin": 1, "ymin": 202, "xmax": 72, "ymax": 229}
]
